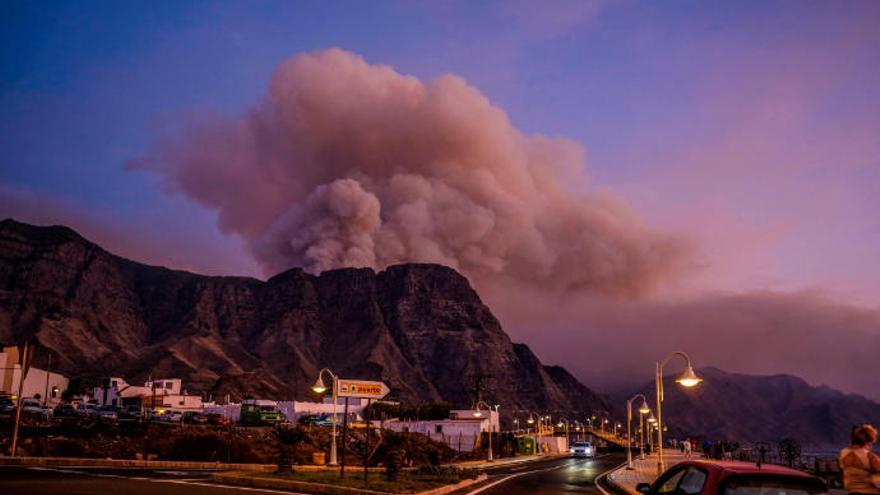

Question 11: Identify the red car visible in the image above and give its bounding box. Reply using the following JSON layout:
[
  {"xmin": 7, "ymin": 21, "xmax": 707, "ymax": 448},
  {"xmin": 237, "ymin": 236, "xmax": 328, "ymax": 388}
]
[{"xmin": 636, "ymin": 461, "xmax": 827, "ymax": 495}]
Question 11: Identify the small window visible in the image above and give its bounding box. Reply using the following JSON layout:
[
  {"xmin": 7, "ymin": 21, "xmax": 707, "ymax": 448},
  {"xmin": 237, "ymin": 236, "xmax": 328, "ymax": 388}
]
[
  {"xmin": 678, "ymin": 467, "xmax": 707, "ymax": 495},
  {"xmin": 656, "ymin": 468, "xmax": 688, "ymax": 495},
  {"xmin": 435, "ymin": 425, "xmax": 443, "ymax": 433}
]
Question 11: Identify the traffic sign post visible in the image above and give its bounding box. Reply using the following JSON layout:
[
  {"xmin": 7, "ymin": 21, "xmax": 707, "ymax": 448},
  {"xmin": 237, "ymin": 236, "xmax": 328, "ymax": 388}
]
[{"xmin": 336, "ymin": 379, "xmax": 390, "ymax": 399}]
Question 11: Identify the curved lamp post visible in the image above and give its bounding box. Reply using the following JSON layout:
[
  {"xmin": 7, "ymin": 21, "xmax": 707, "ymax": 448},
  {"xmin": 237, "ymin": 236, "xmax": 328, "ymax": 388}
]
[
  {"xmin": 311, "ymin": 368, "xmax": 339, "ymax": 465},
  {"xmin": 638, "ymin": 407, "xmax": 649, "ymax": 460},
  {"xmin": 626, "ymin": 394, "xmax": 651, "ymax": 469},
  {"xmin": 655, "ymin": 352, "xmax": 702, "ymax": 473},
  {"xmin": 526, "ymin": 411, "xmax": 541, "ymax": 455},
  {"xmin": 473, "ymin": 401, "xmax": 497, "ymax": 462},
  {"xmin": 556, "ymin": 417, "xmax": 571, "ymax": 449}
]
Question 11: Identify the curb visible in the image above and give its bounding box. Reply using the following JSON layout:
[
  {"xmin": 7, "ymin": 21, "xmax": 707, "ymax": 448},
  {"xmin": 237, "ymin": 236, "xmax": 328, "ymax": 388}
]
[
  {"xmin": 597, "ymin": 461, "xmax": 637, "ymax": 495},
  {"xmin": 448, "ymin": 453, "xmax": 566, "ymax": 471},
  {"xmin": 212, "ymin": 471, "xmax": 488, "ymax": 495},
  {"xmin": 0, "ymin": 455, "xmax": 275, "ymax": 471},
  {"xmin": 414, "ymin": 474, "xmax": 487, "ymax": 495}
]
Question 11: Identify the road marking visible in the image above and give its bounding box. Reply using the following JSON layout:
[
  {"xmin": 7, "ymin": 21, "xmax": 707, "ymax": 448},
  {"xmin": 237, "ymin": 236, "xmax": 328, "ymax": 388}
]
[
  {"xmin": 153, "ymin": 478, "xmax": 312, "ymax": 494},
  {"xmin": 464, "ymin": 463, "xmax": 568, "ymax": 495},
  {"xmin": 24, "ymin": 467, "xmax": 310, "ymax": 495},
  {"xmin": 595, "ymin": 460, "xmax": 631, "ymax": 495}
]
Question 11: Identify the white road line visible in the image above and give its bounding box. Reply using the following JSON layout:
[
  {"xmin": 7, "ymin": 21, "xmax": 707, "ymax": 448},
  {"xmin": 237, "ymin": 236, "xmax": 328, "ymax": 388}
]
[
  {"xmin": 25, "ymin": 467, "xmax": 310, "ymax": 495},
  {"xmin": 152, "ymin": 478, "xmax": 312, "ymax": 494},
  {"xmin": 465, "ymin": 463, "xmax": 568, "ymax": 495},
  {"xmin": 595, "ymin": 460, "xmax": 630, "ymax": 495}
]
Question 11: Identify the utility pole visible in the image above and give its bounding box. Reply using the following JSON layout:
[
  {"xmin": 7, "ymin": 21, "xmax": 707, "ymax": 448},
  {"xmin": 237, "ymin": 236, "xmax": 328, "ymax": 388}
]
[
  {"xmin": 11, "ymin": 341, "xmax": 33, "ymax": 456},
  {"xmin": 43, "ymin": 353, "xmax": 52, "ymax": 406},
  {"xmin": 467, "ymin": 373, "xmax": 492, "ymax": 407}
]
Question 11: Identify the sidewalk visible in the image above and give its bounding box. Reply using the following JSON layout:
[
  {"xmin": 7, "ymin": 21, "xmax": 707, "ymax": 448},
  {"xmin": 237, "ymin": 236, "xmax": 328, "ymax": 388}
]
[{"xmin": 606, "ymin": 450, "xmax": 695, "ymax": 495}]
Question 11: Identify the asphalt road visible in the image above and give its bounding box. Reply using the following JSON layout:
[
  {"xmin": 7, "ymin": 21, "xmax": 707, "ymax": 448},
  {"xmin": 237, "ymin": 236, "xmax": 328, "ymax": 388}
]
[
  {"xmin": 466, "ymin": 452, "xmax": 626, "ymax": 495},
  {"xmin": 0, "ymin": 466, "xmax": 296, "ymax": 495},
  {"xmin": 0, "ymin": 453, "xmax": 626, "ymax": 495}
]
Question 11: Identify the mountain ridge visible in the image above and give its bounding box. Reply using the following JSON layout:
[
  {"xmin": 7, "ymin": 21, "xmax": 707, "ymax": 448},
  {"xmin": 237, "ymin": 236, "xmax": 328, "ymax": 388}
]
[
  {"xmin": 620, "ymin": 366, "xmax": 880, "ymax": 448},
  {"xmin": 0, "ymin": 218, "xmax": 608, "ymax": 414}
]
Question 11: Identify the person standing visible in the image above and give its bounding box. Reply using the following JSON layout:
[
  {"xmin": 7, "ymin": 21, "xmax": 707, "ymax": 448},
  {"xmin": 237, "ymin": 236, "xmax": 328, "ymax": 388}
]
[
  {"xmin": 839, "ymin": 424, "xmax": 880, "ymax": 495},
  {"xmin": 683, "ymin": 437, "xmax": 692, "ymax": 458}
]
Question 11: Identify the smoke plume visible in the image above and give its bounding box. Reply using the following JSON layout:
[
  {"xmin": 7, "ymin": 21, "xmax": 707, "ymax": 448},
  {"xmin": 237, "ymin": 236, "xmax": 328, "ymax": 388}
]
[{"xmin": 133, "ymin": 48, "xmax": 685, "ymax": 296}]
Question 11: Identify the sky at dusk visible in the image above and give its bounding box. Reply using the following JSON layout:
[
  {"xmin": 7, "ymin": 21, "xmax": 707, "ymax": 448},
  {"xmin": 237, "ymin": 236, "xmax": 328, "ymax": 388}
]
[{"xmin": 2, "ymin": 1, "xmax": 879, "ymax": 398}]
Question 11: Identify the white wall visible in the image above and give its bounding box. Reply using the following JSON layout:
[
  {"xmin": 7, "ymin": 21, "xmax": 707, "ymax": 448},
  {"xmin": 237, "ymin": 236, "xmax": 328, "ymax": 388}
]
[
  {"xmin": 278, "ymin": 399, "xmax": 367, "ymax": 422},
  {"xmin": 9, "ymin": 367, "xmax": 69, "ymax": 405},
  {"xmin": 384, "ymin": 419, "xmax": 490, "ymax": 452}
]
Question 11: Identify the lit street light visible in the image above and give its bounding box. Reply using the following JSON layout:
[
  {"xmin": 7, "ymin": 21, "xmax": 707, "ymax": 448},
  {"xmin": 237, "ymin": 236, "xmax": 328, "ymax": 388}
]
[
  {"xmin": 625, "ymin": 394, "xmax": 651, "ymax": 469},
  {"xmin": 311, "ymin": 368, "xmax": 340, "ymax": 466},
  {"xmin": 556, "ymin": 417, "xmax": 571, "ymax": 449},
  {"xmin": 654, "ymin": 351, "xmax": 702, "ymax": 473},
  {"xmin": 473, "ymin": 401, "xmax": 498, "ymax": 462},
  {"xmin": 526, "ymin": 411, "xmax": 542, "ymax": 455}
]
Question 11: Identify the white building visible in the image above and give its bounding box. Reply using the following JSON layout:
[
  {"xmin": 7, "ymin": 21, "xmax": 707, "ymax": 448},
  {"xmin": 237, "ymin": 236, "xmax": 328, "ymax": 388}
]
[
  {"xmin": 277, "ymin": 397, "xmax": 368, "ymax": 422},
  {"xmin": 383, "ymin": 409, "xmax": 499, "ymax": 453},
  {"xmin": 0, "ymin": 346, "xmax": 68, "ymax": 405},
  {"xmin": 93, "ymin": 376, "xmax": 202, "ymax": 411}
]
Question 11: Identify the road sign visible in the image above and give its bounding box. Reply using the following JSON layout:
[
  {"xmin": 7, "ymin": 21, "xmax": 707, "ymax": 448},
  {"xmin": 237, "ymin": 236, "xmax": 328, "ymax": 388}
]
[{"xmin": 337, "ymin": 379, "xmax": 390, "ymax": 399}]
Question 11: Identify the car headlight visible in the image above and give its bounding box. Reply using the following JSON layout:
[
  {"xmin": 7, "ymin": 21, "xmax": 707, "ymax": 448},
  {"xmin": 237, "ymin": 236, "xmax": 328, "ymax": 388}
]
[{"xmin": 570, "ymin": 448, "xmax": 575, "ymax": 453}]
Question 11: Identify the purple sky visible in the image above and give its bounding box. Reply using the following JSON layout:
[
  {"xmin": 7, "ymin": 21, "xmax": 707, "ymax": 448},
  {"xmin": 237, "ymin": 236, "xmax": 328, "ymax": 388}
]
[{"xmin": 2, "ymin": 1, "xmax": 879, "ymax": 397}]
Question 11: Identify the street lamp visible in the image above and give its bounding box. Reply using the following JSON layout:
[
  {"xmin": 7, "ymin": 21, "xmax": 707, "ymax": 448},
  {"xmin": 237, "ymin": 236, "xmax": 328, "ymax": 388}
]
[
  {"xmin": 311, "ymin": 368, "xmax": 339, "ymax": 466},
  {"xmin": 556, "ymin": 417, "xmax": 571, "ymax": 449},
  {"xmin": 655, "ymin": 351, "xmax": 702, "ymax": 473},
  {"xmin": 626, "ymin": 394, "xmax": 651, "ymax": 469},
  {"xmin": 638, "ymin": 406, "xmax": 651, "ymax": 459},
  {"xmin": 473, "ymin": 401, "xmax": 497, "ymax": 462},
  {"xmin": 526, "ymin": 411, "xmax": 541, "ymax": 455}
]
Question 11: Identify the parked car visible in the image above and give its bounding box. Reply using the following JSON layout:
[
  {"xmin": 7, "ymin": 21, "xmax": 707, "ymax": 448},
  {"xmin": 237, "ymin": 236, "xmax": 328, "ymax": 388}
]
[
  {"xmin": 636, "ymin": 461, "xmax": 827, "ymax": 495},
  {"xmin": 206, "ymin": 413, "xmax": 231, "ymax": 426},
  {"xmin": 53, "ymin": 403, "xmax": 79, "ymax": 417},
  {"xmin": 96, "ymin": 405, "xmax": 118, "ymax": 420},
  {"xmin": 182, "ymin": 411, "xmax": 208, "ymax": 424},
  {"xmin": 0, "ymin": 397, "xmax": 15, "ymax": 414},
  {"xmin": 21, "ymin": 398, "xmax": 46, "ymax": 416},
  {"xmin": 570, "ymin": 441, "xmax": 595, "ymax": 458},
  {"xmin": 77, "ymin": 403, "xmax": 100, "ymax": 417},
  {"xmin": 118, "ymin": 406, "xmax": 143, "ymax": 420},
  {"xmin": 298, "ymin": 414, "xmax": 335, "ymax": 427},
  {"xmin": 166, "ymin": 411, "xmax": 183, "ymax": 422}
]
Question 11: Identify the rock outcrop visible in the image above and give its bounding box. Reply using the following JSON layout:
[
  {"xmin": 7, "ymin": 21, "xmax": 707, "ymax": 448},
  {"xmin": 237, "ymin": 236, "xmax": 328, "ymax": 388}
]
[{"xmin": 0, "ymin": 219, "xmax": 607, "ymax": 414}]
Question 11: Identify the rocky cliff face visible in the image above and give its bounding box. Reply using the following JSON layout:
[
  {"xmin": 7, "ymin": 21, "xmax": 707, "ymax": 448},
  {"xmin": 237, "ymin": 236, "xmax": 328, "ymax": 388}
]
[
  {"xmin": 0, "ymin": 219, "xmax": 607, "ymax": 414},
  {"xmin": 623, "ymin": 367, "xmax": 880, "ymax": 447}
]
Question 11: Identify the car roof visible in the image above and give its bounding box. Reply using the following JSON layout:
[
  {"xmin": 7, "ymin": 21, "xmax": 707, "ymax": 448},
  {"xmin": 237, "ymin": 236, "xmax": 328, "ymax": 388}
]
[{"xmin": 678, "ymin": 460, "xmax": 816, "ymax": 478}]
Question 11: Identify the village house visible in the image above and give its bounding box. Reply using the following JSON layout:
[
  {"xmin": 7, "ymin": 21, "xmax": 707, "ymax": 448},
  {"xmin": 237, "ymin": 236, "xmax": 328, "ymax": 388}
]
[{"xmin": 0, "ymin": 345, "xmax": 68, "ymax": 405}]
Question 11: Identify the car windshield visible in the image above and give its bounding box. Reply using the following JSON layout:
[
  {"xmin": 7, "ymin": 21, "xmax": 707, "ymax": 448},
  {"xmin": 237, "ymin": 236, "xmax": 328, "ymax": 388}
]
[
  {"xmin": 720, "ymin": 475, "xmax": 827, "ymax": 495},
  {"xmin": 574, "ymin": 443, "xmax": 591, "ymax": 447},
  {"xmin": 260, "ymin": 406, "xmax": 276, "ymax": 412}
]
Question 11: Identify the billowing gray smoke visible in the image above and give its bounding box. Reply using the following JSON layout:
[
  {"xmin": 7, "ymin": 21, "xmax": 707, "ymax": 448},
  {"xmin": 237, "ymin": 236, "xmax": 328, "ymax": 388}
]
[{"xmin": 134, "ymin": 48, "xmax": 685, "ymax": 296}]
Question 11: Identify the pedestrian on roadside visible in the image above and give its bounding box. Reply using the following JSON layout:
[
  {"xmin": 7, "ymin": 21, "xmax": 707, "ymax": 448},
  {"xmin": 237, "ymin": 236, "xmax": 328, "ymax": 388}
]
[
  {"xmin": 679, "ymin": 440, "xmax": 685, "ymax": 454},
  {"xmin": 839, "ymin": 424, "xmax": 880, "ymax": 495},
  {"xmin": 684, "ymin": 437, "xmax": 692, "ymax": 458}
]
